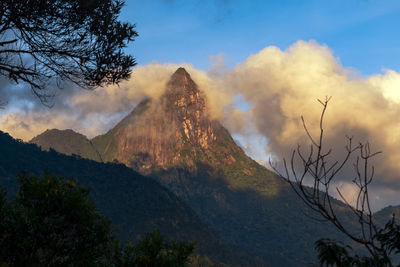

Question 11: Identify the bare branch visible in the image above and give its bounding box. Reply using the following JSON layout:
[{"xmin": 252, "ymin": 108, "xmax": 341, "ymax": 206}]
[{"xmin": 270, "ymin": 97, "xmax": 386, "ymax": 262}]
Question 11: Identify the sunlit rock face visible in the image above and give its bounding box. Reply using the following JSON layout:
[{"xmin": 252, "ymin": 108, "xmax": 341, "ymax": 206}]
[
  {"xmin": 93, "ymin": 67, "xmax": 248, "ymax": 176},
  {"xmin": 31, "ymin": 67, "xmax": 279, "ymax": 196},
  {"xmin": 164, "ymin": 67, "xmax": 216, "ymax": 149}
]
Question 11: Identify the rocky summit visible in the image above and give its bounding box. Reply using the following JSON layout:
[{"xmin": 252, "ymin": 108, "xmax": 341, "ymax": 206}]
[
  {"xmin": 94, "ymin": 67, "xmax": 220, "ymax": 170},
  {"xmin": 89, "ymin": 67, "xmax": 280, "ymax": 196}
]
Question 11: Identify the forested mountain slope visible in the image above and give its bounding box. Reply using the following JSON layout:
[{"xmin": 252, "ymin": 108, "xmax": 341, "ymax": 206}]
[
  {"xmin": 31, "ymin": 68, "xmax": 360, "ymax": 266},
  {"xmin": 0, "ymin": 131, "xmax": 250, "ymax": 265}
]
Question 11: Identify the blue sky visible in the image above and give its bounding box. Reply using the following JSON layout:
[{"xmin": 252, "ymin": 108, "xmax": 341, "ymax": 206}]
[{"xmin": 121, "ymin": 0, "xmax": 400, "ymax": 75}]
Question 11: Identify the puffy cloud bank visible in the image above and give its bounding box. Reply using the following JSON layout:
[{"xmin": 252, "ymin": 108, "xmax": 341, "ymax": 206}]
[
  {"xmin": 2, "ymin": 40, "xmax": 400, "ymax": 209},
  {"xmin": 223, "ymin": 41, "xmax": 400, "ymax": 209}
]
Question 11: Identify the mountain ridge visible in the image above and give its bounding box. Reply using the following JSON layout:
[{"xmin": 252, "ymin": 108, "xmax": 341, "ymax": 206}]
[
  {"xmin": 31, "ymin": 67, "xmax": 361, "ymax": 266},
  {"xmin": 31, "ymin": 128, "xmax": 103, "ymax": 162},
  {"xmin": 89, "ymin": 67, "xmax": 281, "ymax": 197},
  {"xmin": 1, "ymin": 130, "xmax": 252, "ymax": 265}
]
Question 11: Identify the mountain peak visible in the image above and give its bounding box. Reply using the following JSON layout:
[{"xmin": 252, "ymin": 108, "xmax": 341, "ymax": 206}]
[
  {"xmin": 169, "ymin": 67, "xmax": 191, "ymax": 83},
  {"xmin": 163, "ymin": 68, "xmax": 206, "ymax": 126},
  {"xmin": 166, "ymin": 67, "xmax": 198, "ymax": 95},
  {"xmin": 86, "ymin": 68, "xmax": 277, "ymax": 194},
  {"xmin": 174, "ymin": 67, "xmax": 190, "ymax": 76}
]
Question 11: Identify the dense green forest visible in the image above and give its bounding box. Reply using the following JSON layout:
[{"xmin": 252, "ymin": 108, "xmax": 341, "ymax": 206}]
[
  {"xmin": 0, "ymin": 131, "xmax": 249, "ymax": 266},
  {"xmin": 29, "ymin": 94, "xmax": 359, "ymax": 266},
  {"xmin": 0, "ymin": 172, "xmax": 196, "ymax": 266}
]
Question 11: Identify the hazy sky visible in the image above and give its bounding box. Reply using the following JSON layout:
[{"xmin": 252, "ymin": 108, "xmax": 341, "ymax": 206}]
[{"xmin": 2, "ymin": 0, "xmax": 400, "ymax": 210}]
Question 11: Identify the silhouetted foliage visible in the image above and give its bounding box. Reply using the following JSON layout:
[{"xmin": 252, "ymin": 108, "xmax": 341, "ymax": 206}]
[
  {"xmin": 118, "ymin": 230, "xmax": 195, "ymax": 267},
  {"xmin": 315, "ymin": 239, "xmax": 355, "ymax": 266},
  {"xmin": 0, "ymin": 0, "xmax": 137, "ymax": 103},
  {"xmin": 0, "ymin": 171, "xmax": 116, "ymax": 266},
  {"xmin": 0, "ymin": 172, "xmax": 195, "ymax": 267},
  {"xmin": 314, "ymin": 219, "xmax": 400, "ymax": 267},
  {"xmin": 315, "ymin": 237, "xmax": 395, "ymax": 266}
]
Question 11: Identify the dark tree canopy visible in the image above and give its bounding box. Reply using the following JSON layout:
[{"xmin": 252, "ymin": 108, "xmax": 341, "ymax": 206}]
[
  {"xmin": 0, "ymin": 172, "xmax": 195, "ymax": 266},
  {"xmin": 0, "ymin": 0, "xmax": 137, "ymax": 103},
  {"xmin": 0, "ymin": 171, "xmax": 116, "ymax": 266},
  {"xmin": 118, "ymin": 230, "xmax": 195, "ymax": 267}
]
